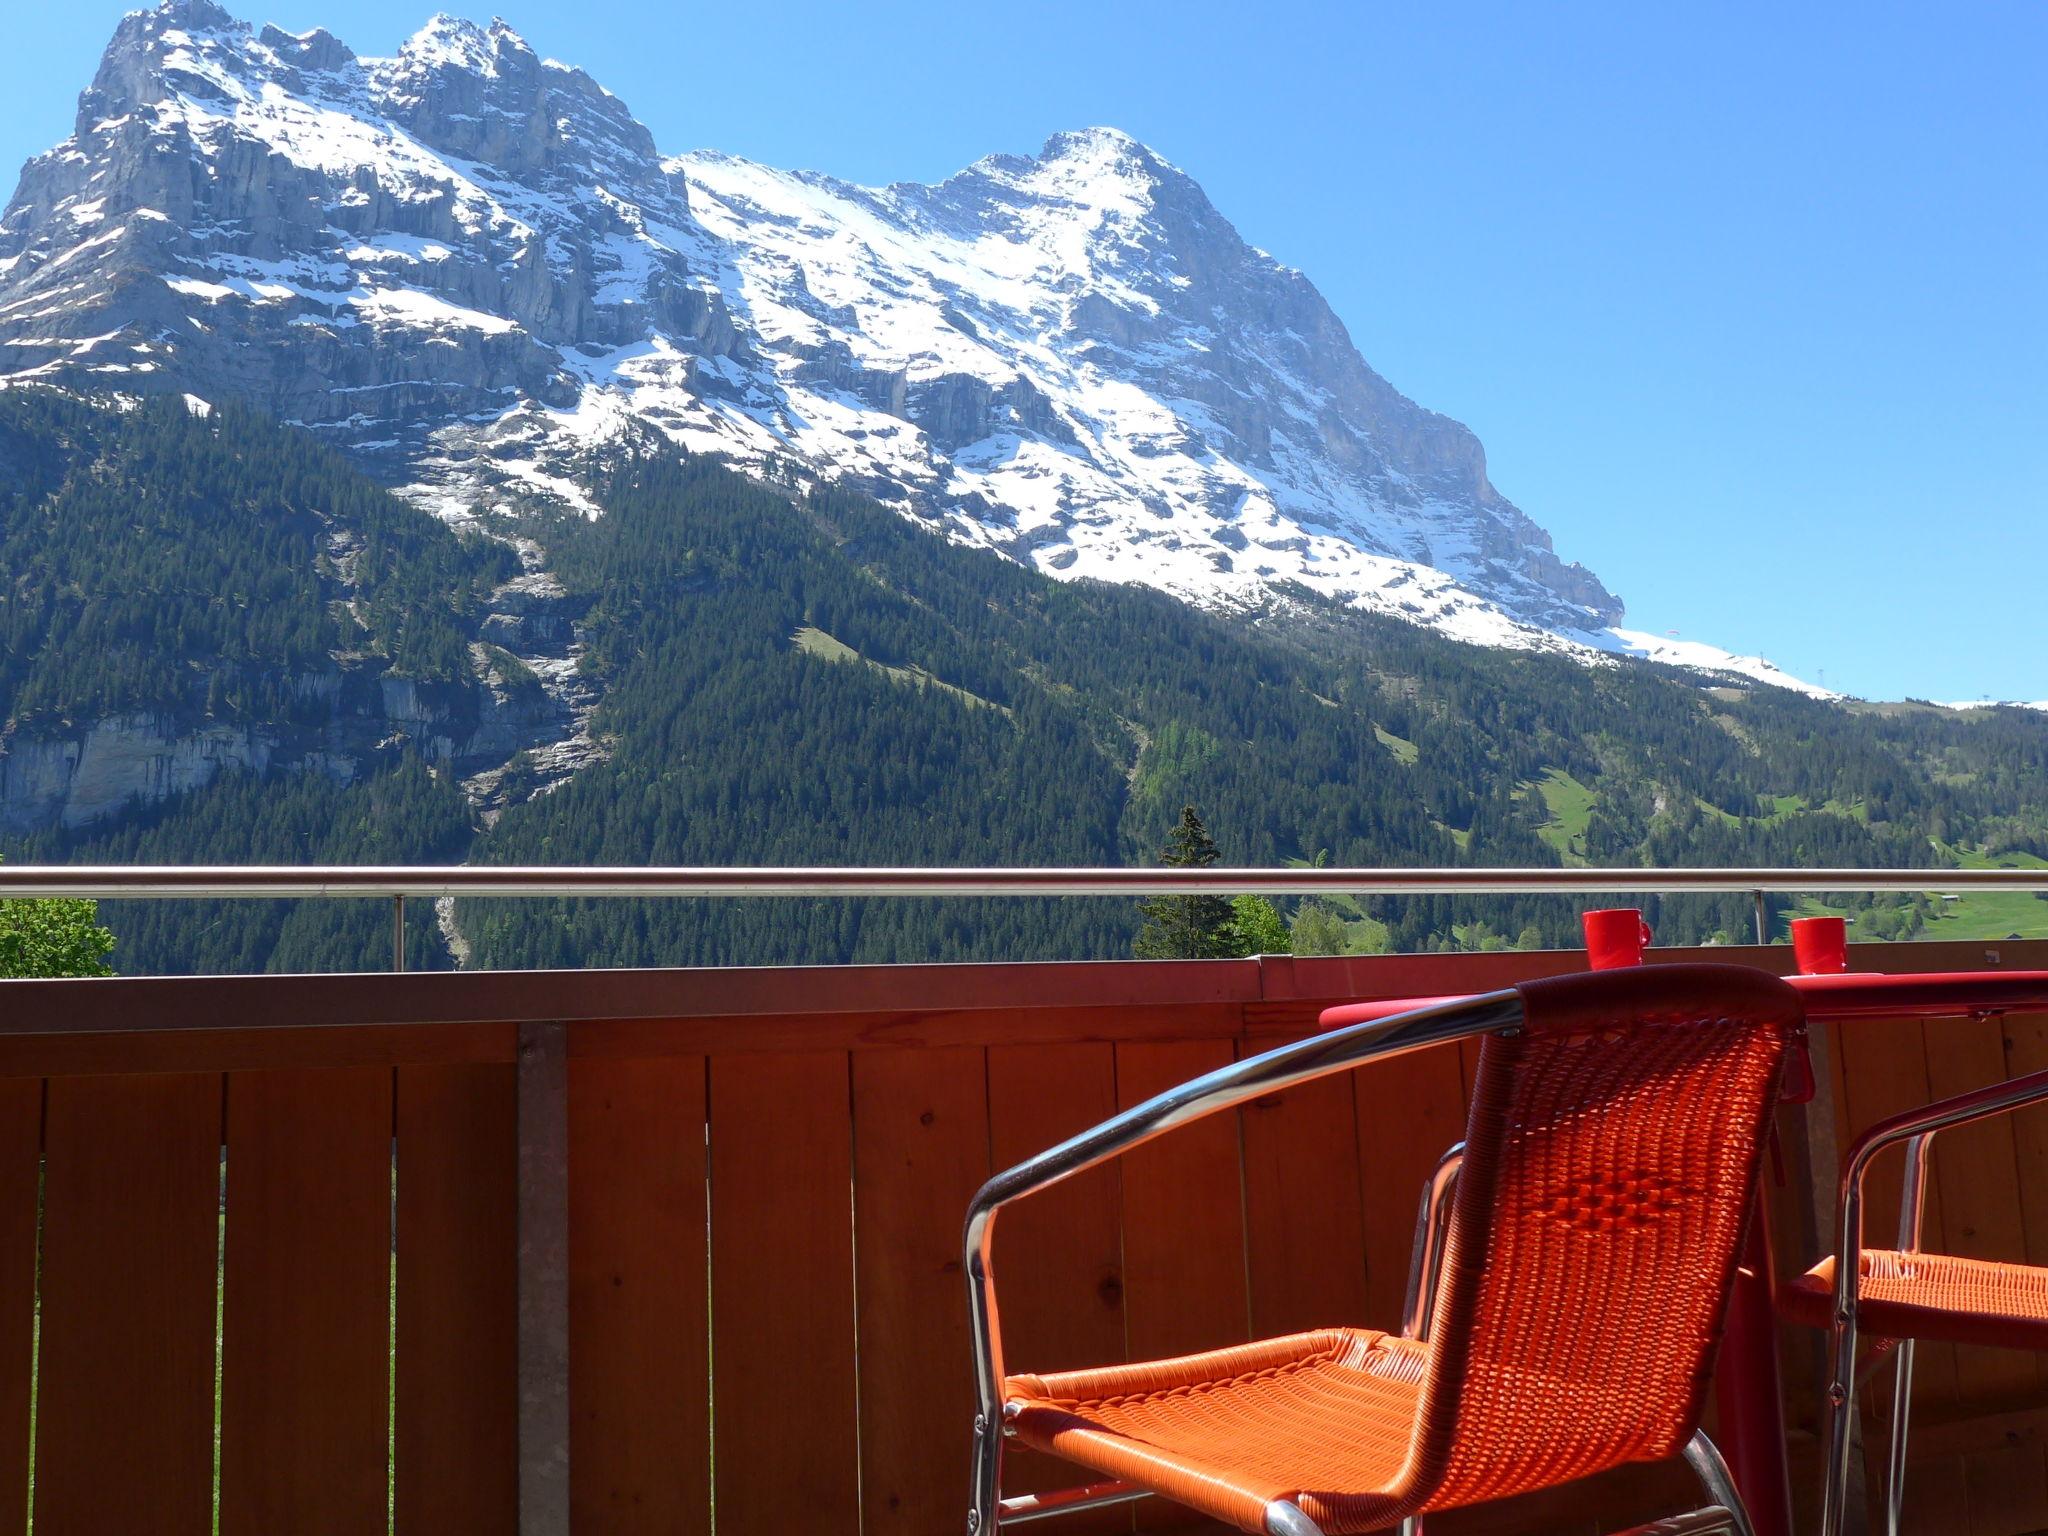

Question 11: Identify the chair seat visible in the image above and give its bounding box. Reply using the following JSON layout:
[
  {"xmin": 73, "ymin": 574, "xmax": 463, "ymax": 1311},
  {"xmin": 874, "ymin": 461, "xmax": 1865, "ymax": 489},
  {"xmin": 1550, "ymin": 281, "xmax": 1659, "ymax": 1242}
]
[
  {"xmin": 1780, "ymin": 1251, "xmax": 2048, "ymax": 1349},
  {"xmin": 1004, "ymin": 1328, "xmax": 1430, "ymax": 1534}
]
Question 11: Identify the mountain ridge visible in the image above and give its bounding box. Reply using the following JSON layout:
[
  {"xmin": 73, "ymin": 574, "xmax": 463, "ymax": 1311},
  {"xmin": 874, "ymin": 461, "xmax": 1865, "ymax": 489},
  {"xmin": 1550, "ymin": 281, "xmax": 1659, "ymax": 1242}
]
[{"xmin": 0, "ymin": 0, "xmax": 1822, "ymax": 694}]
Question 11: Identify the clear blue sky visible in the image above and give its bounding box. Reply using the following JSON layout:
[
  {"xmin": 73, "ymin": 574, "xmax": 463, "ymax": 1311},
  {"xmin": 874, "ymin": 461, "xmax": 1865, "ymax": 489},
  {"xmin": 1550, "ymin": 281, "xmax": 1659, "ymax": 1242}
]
[{"xmin": 6, "ymin": 2, "xmax": 2044, "ymax": 701}]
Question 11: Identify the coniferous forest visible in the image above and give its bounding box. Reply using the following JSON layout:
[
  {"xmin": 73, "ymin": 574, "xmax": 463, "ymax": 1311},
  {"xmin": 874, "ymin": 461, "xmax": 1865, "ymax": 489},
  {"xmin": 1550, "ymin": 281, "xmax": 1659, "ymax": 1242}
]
[{"xmin": 5, "ymin": 391, "xmax": 2047, "ymax": 974}]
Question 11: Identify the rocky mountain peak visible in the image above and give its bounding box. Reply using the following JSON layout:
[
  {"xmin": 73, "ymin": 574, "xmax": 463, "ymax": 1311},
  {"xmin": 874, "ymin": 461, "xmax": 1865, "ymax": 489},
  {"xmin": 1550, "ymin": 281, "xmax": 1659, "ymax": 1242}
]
[
  {"xmin": 0, "ymin": 3, "xmax": 1828, "ymax": 691},
  {"xmin": 1029, "ymin": 126, "xmax": 1169, "ymax": 186},
  {"xmin": 255, "ymin": 24, "xmax": 359, "ymax": 75},
  {"xmin": 365, "ymin": 13, "xmax": 663, "ymax": 200},
  {"xmin": 388, "ymin": 14, "xmax": 528, "ymax": 75}
]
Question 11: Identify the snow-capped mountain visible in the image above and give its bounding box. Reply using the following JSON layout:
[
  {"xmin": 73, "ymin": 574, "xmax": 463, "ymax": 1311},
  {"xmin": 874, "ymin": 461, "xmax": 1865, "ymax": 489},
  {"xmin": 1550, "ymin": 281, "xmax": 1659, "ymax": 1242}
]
[{"xmin": 0, "ymin": 1, "xmax": 1823, "ymax": 692}]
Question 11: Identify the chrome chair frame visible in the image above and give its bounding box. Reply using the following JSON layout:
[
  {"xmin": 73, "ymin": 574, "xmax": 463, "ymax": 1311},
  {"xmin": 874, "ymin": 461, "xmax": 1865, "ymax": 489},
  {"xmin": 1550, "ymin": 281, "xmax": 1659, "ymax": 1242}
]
[
  {"xmin": 962, "ymin": 986, "xmax": 1759, "ymax": 1536},
  {"xmin": 1819, "ymin": 1062, "xmax": 2048, "ymax": 1536}
]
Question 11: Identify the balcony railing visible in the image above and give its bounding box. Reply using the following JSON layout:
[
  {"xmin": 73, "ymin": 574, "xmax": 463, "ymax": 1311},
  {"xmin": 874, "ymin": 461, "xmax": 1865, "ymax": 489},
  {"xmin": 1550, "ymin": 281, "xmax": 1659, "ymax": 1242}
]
[
  {"xmin": 2, "ymin": 869, "xmax": 2047, "ymax": 1536},
  {"xmin": 10, "ymin": 861, "xmax": 2048, "ymax": 970}
]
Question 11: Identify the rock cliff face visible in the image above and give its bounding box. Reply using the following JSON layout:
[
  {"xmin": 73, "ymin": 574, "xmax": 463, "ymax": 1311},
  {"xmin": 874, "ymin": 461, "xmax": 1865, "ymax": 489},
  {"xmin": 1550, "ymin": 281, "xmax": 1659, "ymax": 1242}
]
[
  {"xmin": 0, "ymin": 616, "xmax": 585, "ymax": 835},
  {"xmin": 0, "ymin": 0, "xmax": 1667, "ymax": 660},
  {"xmin": 0, "ymin": 3, "xmax": 734, "ymax": 491},
  {"xmin": 1, "ymin": 713, "xmax": 274, "ymax": 832},
  {"xmin": 0, "ymin": 392, "xmax": 599, "ymax": 835}
]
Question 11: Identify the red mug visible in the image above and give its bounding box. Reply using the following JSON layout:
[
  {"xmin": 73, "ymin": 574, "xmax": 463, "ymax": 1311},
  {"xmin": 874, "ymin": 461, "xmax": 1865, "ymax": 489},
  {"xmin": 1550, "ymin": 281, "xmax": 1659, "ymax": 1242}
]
[
  {"xmin": 1582, "ymin": 907, "xmax": 1652, "ymax": 969},
  {"xmin": 1791, "ymin": 915, "xmax": 1848, "ymax": 975}
]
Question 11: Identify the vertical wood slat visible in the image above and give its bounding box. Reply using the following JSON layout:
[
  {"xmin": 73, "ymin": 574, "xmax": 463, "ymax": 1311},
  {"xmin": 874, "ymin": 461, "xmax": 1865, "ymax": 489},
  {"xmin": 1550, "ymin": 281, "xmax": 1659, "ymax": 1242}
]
[
  {"xmin": 1931, "ymin": 1009, "xmax": 2048, "ymax": 1536},
  {"xmin": 986, "ymin": 1044, "xmax": 1127, "ymax": 1530},
  {"xmin": 986, "ymin": 1044, "xmax": 1126, "ymax": 1375},
  {"xmin": 568, "ymin": 1055, "xmax": 709, "ymax": 1536},
  {"xmin": 1998, "ymin": 1013, "xmax": 2048, "ymax": 1408},
  {"xmin": 1998, "ymin": 999, "xmax": 2048, "ymax": 1536},
  {"xmin": 397, "ymin": 1062, "xmax": 519, "ymax": 1534},
  {"xmin": 2000, "ymin": 1012, "xmax": 2048, "ymax": 1273},
  {"xmin": 1961, "ymin": 1446, "xmax": 2047, "ymax": 1536},
  {"xmin": 1899, "ymin": 1456, "xmax": 1970, "ymax": 1536},
  {"xmin": 1115, "ymin": 1038, "xmax": 1246, "ymax": 1535},
  {"xmin": 1240, "ymin": 1041, "xmax": 1369, "ymax": 1338},
  {"xmin": 0, "ymin": 1080, "xmax": 38, "ymax": 1536},
  {"xmin": 220, "ymin": 1067, "xmax": 394, "ymax": 1536},
  {"xmin": 1115, "ymin": 1040, "xmax": 1248, "ymax": 1363},
  {"xmin": 517, "ymin": 1021, "xmax": 571, "ymax": 1536},
  {"xmin": 35, "ymin": 1073, "xmax": 221, "ymax": 1536},
  {"xmin": 853, "ymin": 1047, "xmax": 991, "ymax": 1536},
  {"xmin": 1352, "ymin": 1043, "xmax": 1469, "ymax": 1329},
  {"xmin": 711, "ymin": 1051, "xmax": 859, "ymax": 1536}
]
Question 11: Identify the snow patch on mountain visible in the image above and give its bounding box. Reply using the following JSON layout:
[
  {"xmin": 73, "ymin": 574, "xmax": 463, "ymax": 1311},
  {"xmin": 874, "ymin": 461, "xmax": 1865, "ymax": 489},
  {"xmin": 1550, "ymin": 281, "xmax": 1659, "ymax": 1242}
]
[{"xmin": 1593, "ymin": 630, "xmax": 1833, "ymax": 698}]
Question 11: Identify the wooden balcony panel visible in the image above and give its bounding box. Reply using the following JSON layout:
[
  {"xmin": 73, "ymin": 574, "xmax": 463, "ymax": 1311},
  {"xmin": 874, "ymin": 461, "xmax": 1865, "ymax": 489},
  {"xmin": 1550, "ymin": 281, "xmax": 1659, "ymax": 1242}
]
[{"xmin": 0, "ymin": 939, "xmax": 2042, "ymax": 1534}]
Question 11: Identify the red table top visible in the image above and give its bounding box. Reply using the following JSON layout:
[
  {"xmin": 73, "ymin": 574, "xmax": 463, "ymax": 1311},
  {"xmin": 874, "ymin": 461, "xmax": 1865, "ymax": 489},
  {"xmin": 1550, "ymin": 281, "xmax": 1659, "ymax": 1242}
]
[{"xmin": 1316, "ymin": 968, "xmax": 2048, "ymax": 1031}]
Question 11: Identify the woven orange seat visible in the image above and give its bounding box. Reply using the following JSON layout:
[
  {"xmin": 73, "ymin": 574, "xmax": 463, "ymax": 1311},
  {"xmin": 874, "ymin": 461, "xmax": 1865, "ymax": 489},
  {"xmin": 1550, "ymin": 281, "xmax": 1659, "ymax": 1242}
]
[
  {"xmin": 1781, "ymin": 1251, "xmax": 2048, "ymax": 1351},
  {"xmin": 1007, "ymin": 1331, "xmax": 1426, "ymax": 1533}
]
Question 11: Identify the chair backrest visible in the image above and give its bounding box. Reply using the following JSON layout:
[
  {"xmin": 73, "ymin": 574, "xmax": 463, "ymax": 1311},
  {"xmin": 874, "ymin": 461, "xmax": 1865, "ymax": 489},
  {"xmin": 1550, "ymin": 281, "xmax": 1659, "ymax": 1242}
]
[{"xmin": 1405, "ymin": 964, "xmax": 1799, "ymax": 1510}]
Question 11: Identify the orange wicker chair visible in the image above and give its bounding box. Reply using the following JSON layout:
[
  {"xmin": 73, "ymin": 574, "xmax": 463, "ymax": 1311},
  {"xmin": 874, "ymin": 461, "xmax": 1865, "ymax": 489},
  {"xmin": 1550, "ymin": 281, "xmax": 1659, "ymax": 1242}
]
[
  {"xmin": 962, "ymin": 965, "xmax": 1801, "ymax": 1536},
  {"xmin": 1775, "ymin": 1063, "xmax": 2048, "ymax": 1536}
]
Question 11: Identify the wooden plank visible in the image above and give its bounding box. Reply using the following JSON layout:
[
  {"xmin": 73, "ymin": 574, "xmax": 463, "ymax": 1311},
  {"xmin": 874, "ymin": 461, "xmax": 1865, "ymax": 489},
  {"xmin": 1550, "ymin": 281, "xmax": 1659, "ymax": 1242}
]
[
  {"xmin": 1899, "ymin": 1452, "xmax": 1970, "ymax": 1536},
  {"xmin": 1999, "ymin": 1000, "xmax": 2048, "ymax": 1525},
  {"xmin": 579, "ymin": 1002, "xmax": 1251, "ymax": 1060},
  {"xmin": 987, "ymin": 1044, "xmax": 1128, "ymax": 1530},
  {"xmin": 568, "ymin": 1055, "xmax": 709, "ymax": 1536},
  {"xmin": 1998, "ymin": 1010, "xmax": 2048, "ymax": 1275},
  {"xmin": 396, "ymin": 1062, "xmax": 518, "ymax": 1534},
  {"xmin": 1116, "ymin": 1040, "xmax": 1247, "ymax": 1361},
  {"xmin": 8, "ymin": 938, "xmax": 2048, "ymax": 1052},
  {"xmin": 1239, "ymin": 1046, "xmax": 1369, "ymax": 1337},
  {"xmin": 1352, "ymin": 1041, "xmax": 1469, "ymax": 1329},
  {"xmin": 1881, "ymin": 1400, "xmax": 2048, "ymax": 1459},
  {"xmin": 986, "ymin": 1044, "xmax": 1125, "ymax": 1374},
  {"xmin": 0, "ymin": 1080, "xmax": 38, "ymax": 1536},
  {"xmin": 0, "ymin": 957, "xmax": 1268, "ymax": 1038},
  {"xmin": 1116, "ymin": 1038, "xmax": 1246, "ymax": 1535},
  {"xmin": 518, "ymin": 1021, "xmax": 571, "ymax": 1535},
  {"xmin": 1920, "ymin": 1015, "xmax": 2036, "ymax": 1408},
  {"xmin": 35, "ymin": 1073, "xmax": 220, "ymax": 1536},
  {"xmin": 1962, "ymin": 1442, "xmax": 2047, "ymax": 1536},
  {"xmin": 710, "ymin": 1051, "xmax": 859, "ymax": 1536},
  {"xmin": 219, "ymin": 1067, "xmax": 394, "ymax": 1536},
  {"xmin": 852, "ymin": 1047, "xmax": 991, "ymax": 1536},
  {"xmin": 0, "ymin": 1021, "xmax": 514, "ymax": 1081}
]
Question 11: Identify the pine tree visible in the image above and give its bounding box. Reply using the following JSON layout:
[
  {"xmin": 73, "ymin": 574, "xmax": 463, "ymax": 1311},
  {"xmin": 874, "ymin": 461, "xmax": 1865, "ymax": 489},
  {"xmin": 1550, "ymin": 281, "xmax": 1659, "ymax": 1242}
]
[{"xmin": 1133, "ymin": 806, "xmax": 1238, "ymax": 959}]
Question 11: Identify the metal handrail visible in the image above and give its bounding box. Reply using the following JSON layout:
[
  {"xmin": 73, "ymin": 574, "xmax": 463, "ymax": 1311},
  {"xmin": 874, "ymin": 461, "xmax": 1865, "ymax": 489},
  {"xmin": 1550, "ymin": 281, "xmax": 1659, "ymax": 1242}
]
[
  {"xmin": 13, "ymin": 864, "xmax": 2039, "ymax": 973},
  {"xmin": 1, "ymin": 864, "xmax": 2043, "ymax": 899}
]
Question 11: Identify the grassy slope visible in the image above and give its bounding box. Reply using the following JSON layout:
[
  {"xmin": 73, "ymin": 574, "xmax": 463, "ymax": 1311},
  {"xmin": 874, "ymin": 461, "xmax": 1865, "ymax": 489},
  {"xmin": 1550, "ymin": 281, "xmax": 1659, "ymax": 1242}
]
[
  {"xmin": 1528, "ymin": 769, "xmax": 1596, "ymax": 863},
  {"xmin": 1792, "ymin": 849, "xmax": 2048, "ymax": 942},
  {"xmin": 1373, "ymin": 723, "xmax": 1419, "ymax": 765},
  {"xmin": 792, "ymin": 624, "xmax": 1006, "ymax": 712}
]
